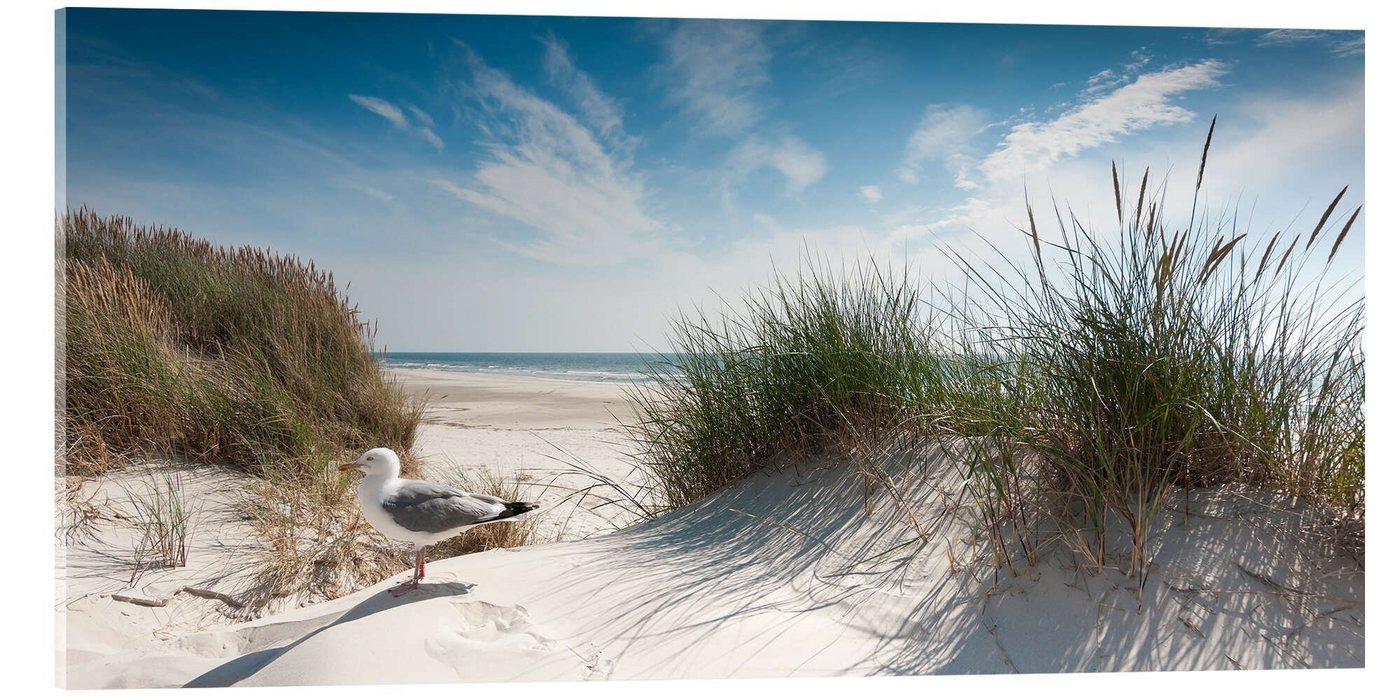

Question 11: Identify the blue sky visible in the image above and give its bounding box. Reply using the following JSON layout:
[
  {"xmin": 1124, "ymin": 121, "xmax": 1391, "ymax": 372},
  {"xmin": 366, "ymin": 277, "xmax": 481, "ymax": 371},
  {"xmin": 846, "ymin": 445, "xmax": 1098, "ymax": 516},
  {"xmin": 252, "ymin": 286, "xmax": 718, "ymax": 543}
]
[{"xmin": 59, "ymin": 9, "xmax": 1365, "ymax": 351}]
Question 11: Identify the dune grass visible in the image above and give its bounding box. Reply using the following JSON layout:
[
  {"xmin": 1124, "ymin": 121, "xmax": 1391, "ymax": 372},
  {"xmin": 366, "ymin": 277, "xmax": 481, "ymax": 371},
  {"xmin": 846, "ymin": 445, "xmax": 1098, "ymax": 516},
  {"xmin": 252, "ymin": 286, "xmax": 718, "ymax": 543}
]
[
  {"xmin": 629, "ymin": 127, "xmax": 1364, "ymax": 579},
  {"xmin": 234, "ymin": 463, "xmax": 408, "ymax": 609},
  {"xmin": 122, "ymin": 470, "xmax": 200, "ymax": 582},
  {"xmin": 60, "ymin": 209, "xmax": 426, "ymax": 602},
  {"xmin": 56, "ymin": 476, "xmax": 111, "ymax": 547},
  {"xmin": 940, "ymin": 145, "xmax": 1364, "ymax": 580},
  {"xmin": 60, "ymin": 208, "xmax": 422, "ymax": 478},
  {"xmin": 628, "ymin": 260, "xmax": 947, "ymax": 508},
  {"xmin": 235, "ymin": 466, "xmax": 542, "ymax": 609}
]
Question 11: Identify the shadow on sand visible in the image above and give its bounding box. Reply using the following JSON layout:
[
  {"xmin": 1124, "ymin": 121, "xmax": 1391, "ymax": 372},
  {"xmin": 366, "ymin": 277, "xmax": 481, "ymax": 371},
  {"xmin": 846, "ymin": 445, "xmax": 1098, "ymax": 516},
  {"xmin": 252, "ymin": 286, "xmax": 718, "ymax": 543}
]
[
  {"xmin": 520, "ymin": 447, "xmax": 1362, "ymax": 677},
  {"xmin": 516, "ymin": 448, "xmax": 992, "ymax": 678},
  {"xmin": 187, "ymin": 447, "xmax": 1363, "ymax": 684},
  {"xmin": 185, "ymin": 582, "xmax": 475, "ymax": 687}
]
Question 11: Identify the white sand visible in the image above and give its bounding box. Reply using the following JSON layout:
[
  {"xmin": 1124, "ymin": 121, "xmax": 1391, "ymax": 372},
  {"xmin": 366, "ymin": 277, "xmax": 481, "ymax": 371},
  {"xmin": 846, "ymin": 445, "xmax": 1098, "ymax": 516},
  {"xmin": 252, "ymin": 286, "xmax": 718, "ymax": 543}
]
[
  {"xmin": 392, "ymin": 369, "xmax": 651, "ymax": 538},
  {"xmin": 57, "ymin": 369, "xmax": 648, "ymax": 687},
  {"xmin": 56, "ymin": 464, "xmax": 275, "ymax": 686},
  {"xmin": 57, "ymin": 371, "xmax": 1364, "ymax": 688}
]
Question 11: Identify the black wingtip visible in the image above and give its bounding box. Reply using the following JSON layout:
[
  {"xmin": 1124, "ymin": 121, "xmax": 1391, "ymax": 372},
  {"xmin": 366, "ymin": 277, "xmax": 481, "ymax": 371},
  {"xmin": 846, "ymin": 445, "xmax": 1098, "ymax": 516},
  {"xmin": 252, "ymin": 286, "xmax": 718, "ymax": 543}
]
[{"xmin": 482, "ymin": 501, "xmax": 539, "ymax": 525}]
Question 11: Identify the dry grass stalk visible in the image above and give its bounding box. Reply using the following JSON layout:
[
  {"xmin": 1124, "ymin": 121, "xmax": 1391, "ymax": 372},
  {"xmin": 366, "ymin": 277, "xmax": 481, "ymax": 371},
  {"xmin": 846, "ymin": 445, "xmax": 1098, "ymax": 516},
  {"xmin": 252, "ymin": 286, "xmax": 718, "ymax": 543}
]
[
  {"xmin": 61, "ymin": 208, "xmax": 422, "ymax": 478},
  {"xmin": 60, "ymin": 209, "xmax": 425, "ymax": 603},
  {"xmin": 122, "ymin": 470, "xmax": 200, "ymax": 582}
]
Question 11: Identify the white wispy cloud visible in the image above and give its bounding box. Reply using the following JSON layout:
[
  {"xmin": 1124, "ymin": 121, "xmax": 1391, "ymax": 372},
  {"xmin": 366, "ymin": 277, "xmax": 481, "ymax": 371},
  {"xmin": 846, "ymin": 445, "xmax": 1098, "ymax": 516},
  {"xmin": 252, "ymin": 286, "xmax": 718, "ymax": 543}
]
[
  {"xmin": 1079, "ymin": 49, "xmax": 1153, "ymax": 96},
  {"xmin": 1256, "ymin": 29, "xmax": 1329, "ymax": 47},
  {"xmin": 858, "ymin": 185, "xmax": 883, "ymax": 204},
  {"xmin": 658, "ymin": 20, "xmax": 771, "ymax": 137},
  {"xmin": 437, "ymin": 48, "xmax": 659, "ymax": 265},
  {"xmin": 1332, "ymin": 36, "xmax": 1365, "ymax": 57},
  {"xmin": 349, "ymin": 93, "xmax": 444, "ymax": 150},
  {"xmin": 1252, "ymin": 29, "xmax": 1364, "ymax": 57},
  {"xmin": 406, "ymin": 104, "xmax": 434, "ymax": 127},
  {"xmin": 541, "ymin": 33, "xmax": 636, "ymax": 153},
  {"xmin": 889, "ymin": 197, "xmax": 993, "ymax": 243},
  {"xmin": 1084, "ymin": 68, "xmax": 1118, "ymax": 93},
  {"xmin": 349, "ymin": 94, "xmax": 408, "ymax": 128},
  {"xmin": 980, "ymin": 59, "xmax": 1226, "ymax": 182},
  {"xmin": 724, "ymin": 135, "xmax": 828, "ymax": 201},
  {"xmin": 347, "ymin": 182, "xmax": 396, "ymax": 204},
  {"xmin": 1202, "ymin": 28, "xmax": 1247, "ymax": 46},
  {"xmin": 1201, "ymin": 80, "xmax": 1364, "ymax": 195},
  {"xmin": 895, "ymin": 104, "xmax": 988, "ymax": 187},
  {"xmin": 415, "ymin": 126, "xmax": 444, "ymax": 150},
  {"xmin": 896, "ymin": 75, "xmax": 1363, "ymax": 286}
]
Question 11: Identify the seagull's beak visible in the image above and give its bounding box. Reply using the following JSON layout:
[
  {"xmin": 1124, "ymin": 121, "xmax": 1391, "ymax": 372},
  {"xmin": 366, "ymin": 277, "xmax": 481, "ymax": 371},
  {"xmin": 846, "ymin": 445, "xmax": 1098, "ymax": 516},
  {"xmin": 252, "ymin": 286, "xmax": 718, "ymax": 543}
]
[{"xmin": 338, "ymin": 463, "xmax": 360, "ymax": 473}]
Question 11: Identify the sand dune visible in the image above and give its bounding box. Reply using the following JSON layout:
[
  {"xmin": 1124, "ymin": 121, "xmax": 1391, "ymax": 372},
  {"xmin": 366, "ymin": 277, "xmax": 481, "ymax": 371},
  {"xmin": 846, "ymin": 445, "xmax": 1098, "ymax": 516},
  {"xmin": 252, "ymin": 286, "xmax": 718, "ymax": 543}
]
[
  {"xmin": 57, "ymin": 370, "xmax": 646, "ymax": 687},
  {"xmin": 70, "ymin": 451, "xmax": 1363, "ymax": 687},
  {"xmin": 57, "ymin": 370, "xmax": 1363, "ymax": 688}
]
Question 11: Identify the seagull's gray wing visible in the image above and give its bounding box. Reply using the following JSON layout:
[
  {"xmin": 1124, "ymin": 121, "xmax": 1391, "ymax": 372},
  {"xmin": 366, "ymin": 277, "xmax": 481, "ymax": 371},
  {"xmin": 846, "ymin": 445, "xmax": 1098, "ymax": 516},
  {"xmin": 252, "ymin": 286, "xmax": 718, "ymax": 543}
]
[{"xmin": 381, "ymin": 480, "xmax": 506, "ymax": 534}]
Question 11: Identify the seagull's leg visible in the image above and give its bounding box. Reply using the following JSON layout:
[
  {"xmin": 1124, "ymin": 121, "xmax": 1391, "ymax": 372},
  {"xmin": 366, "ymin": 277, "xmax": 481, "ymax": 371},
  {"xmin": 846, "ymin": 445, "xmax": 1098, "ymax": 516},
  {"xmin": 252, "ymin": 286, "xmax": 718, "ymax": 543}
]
[
  {"xmin": 416, "ymin": 547, "xmax": 427, "ymax": 581},
  {"xmin": 390, "ymin": 547, "xmax": 423, "ymax": 597}
]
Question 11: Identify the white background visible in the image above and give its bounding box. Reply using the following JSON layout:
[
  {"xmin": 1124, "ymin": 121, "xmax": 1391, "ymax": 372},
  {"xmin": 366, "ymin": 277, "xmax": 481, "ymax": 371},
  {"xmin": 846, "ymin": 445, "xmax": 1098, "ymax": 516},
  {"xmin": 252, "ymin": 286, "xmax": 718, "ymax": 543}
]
[{"xmin": 6, "ymin": 1, "xmax": 1391, "ymax": 698}]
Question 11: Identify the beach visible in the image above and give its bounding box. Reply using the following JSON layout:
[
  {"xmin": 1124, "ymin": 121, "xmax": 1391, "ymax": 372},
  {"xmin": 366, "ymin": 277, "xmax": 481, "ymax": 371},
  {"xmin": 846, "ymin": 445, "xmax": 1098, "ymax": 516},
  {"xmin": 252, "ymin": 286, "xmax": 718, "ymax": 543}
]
[
  {"xmin": 46, "ymin": 242, "xmax": 1366, "ymax": 688},
  {"xmin": 57, "ymin": 368, "xmax": 1364, "ymax": 688},
  {"xmin": 393, "ymin": 368, "xmax": 650, "ymax": 538},
  {"xmin": 56, "ymin": 368, "xmax": 648, "ymax": 688}
]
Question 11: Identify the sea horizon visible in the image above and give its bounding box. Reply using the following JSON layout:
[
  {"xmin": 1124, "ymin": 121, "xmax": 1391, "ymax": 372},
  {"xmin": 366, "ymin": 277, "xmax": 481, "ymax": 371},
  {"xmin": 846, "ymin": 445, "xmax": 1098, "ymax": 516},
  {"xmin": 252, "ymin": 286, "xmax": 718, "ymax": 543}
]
[{"xmin": 381, "ymin": 351, "xmax": 673, "ymax": 384}]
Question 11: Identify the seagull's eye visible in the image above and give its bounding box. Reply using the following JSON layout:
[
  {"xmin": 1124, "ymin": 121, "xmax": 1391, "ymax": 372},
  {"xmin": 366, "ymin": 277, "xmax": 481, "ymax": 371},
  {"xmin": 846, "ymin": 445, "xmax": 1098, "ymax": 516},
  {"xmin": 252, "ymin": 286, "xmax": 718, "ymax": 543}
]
[{"xmin": 367, "ymin": 456, "xmax": 375, "ymax": 461}]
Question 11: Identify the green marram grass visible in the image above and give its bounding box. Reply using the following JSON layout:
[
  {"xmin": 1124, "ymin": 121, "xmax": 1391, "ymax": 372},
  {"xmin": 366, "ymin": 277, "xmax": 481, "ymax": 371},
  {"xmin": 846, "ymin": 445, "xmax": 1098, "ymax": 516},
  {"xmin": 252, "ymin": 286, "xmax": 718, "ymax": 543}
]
[
  {"xmin": 628, "ymin": 258, "xmax": 947, "ymax": 508},
  {"xmin": 61, "ymin": 208, "xmax": 422, "ymax": 478},
  {"xmin": 61, "ymin": 209, "xmax": 427, "ymax": 603},
  {"xmin": 629, "ymin": 126, "xmax": 1364, "ymax": 578}
]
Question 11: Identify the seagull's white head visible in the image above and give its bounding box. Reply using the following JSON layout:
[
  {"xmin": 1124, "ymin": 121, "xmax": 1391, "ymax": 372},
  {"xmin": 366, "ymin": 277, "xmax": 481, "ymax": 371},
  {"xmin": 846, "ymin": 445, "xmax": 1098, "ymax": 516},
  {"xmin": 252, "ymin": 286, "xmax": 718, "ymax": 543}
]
[{"xmin": 338, "ymin": 448, "xmax": 401, "ymax": 479}]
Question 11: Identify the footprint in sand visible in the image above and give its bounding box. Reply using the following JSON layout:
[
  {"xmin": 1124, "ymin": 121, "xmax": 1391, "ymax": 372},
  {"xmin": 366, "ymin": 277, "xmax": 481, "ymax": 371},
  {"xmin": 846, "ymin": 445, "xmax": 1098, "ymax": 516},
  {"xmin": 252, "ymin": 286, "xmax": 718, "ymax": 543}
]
[
  {"xmin": 428, "ymin": 601, "xmax": 556, "ymax": 655},
  {"xmin": 423, "ymin": 601, "xmax": 574, "ymax": 681}
]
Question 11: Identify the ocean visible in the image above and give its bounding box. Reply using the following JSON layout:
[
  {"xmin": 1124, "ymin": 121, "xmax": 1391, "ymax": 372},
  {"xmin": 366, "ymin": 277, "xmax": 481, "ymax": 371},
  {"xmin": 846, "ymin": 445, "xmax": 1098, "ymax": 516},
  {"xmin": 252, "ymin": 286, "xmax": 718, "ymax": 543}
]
[{"xmin": 381, "ymin": 352, "xmax": 670, "ymax": 384}]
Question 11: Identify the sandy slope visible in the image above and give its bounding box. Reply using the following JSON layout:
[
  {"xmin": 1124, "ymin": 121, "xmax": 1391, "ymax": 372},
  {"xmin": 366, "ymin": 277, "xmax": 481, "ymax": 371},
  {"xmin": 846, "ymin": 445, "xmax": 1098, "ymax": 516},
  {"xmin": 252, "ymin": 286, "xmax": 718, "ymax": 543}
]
[
  {"xmin": 57, "ymin": 370, "xmax": 647, "ymax": 687},
  {"xmin": 58, "ymin": 370, "xmax": 1363, "ymax": 687},
  {"xmin": 69, "ymin": 450, "xmax": 1363, "ymax": 688},
  {"xmin": 56, "ymin": 463, "xmax": 275, "ymax": 686}
]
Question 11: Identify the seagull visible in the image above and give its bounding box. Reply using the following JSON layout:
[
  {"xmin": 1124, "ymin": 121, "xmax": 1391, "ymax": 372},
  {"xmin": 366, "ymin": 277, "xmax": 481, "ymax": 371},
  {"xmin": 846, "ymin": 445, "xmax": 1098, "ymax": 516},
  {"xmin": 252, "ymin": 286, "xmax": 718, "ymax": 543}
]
[{"xmin": 339, "ymin": 448, "xmax": 539, "ymax": 596}]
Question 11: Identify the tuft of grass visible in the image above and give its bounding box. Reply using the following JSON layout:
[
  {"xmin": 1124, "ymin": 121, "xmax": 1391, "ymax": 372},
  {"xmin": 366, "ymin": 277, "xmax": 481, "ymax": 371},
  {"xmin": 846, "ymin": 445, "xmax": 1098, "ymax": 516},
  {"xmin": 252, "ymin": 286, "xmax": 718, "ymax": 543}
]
[
  {"xmin": 534, "ymin": 434, "xmax": 664, "ymax": 530},
  {"xmin": 60, "ymin": 208, "xmax": 422, "ymax": 479},
  {"xmin": 941, "ymin": 134, "xmax": 1364, "ymax": 585},
  {"xmin": 122, "ymin": 470, "xmax": 200, "ymax": 581},
  {"xmin": 628, "ymin": 257, "xmax": 945, "ymax": 507},
  {"xmin": 629, "ymin": 125, "xmax": 1363, "ymax": 584},
  {"xmin": 56, "ymin": 476, "xmax": 112, "ymax": 546},
  {"xmin": 60, "ymin": 209, "xmax": 426, "ymax": 604},
  {"xmin": 237, "ymin": 464, "xmax": 541, "ymax": 608},
  {"xmin": 234, "ymin": 449, "xmax": 426, "ymax": 608}
]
